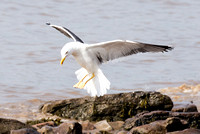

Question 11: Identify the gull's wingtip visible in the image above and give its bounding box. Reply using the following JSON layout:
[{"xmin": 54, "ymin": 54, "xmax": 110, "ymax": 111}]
[
  {"xmin": 46, "ymin": 22, "xmax": 51, "ymax": 25},
  {"xmin": 168, "ymin": 45, "xmax": 174, "ymax": 50},
  {"xmin": 46, "ymin": 23, "xmax": 58, "ymax": 28}
]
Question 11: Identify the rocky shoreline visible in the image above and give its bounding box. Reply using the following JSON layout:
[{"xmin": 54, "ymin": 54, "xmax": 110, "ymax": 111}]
[{"xmin": 1, "ymin": 91, "xmax": 200, "ymax": 134}]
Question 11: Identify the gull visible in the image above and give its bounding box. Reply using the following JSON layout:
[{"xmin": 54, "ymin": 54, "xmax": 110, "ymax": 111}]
[{"xmin": 46, "ymin": 23, "xmax": 173, "ymax": 97}]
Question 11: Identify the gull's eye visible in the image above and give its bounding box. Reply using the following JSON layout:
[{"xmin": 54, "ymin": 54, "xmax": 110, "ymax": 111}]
[{"xmin": 65, "ymin": 51, "xmax": 68, "ymax": 55}]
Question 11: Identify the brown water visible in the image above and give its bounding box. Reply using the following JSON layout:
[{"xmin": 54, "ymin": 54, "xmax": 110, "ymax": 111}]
[{"xmin": 0, "ymin": 0, "xmax": 200, "ymax": 121}]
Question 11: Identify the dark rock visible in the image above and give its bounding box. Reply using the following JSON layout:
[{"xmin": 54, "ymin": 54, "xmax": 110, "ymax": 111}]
[
  {"xmin": 40, "ymin": 92, "xmax": 173, "ymax": 121},
  {"xmin": 0, "ymin": 118, "xmax": 34, "ymax": 134},
  {"xmin": 124, "ymin": 110, "xmax": 200, "ymax": 130},
  {"xmin": 164, "ymin": 117, "xmax": 188, "ymax": 132},
  {"xmin": 11, "ymin": 128, "xmax": 40, "ymax": 134},
  {"xmin": 167, "ymin": 128, "xmax": 200, "ymax": 134},
  {"xmin": 170, "ymin": 112, "xmax": 200, "ymax": 129},
  {"xmin": 124, "ymin": 111, "xmax": 170, "ymax": 130},
  {"xmin": 172, "ymin": 103, "xmax": 198, "ymax": 112},
  {"xmin": 129, "ymin": 117, "xmax": 188, "ymax": 134},
  {"xmin": 129, "ymin": 120, "xmax": 167, "ymax": 134}
]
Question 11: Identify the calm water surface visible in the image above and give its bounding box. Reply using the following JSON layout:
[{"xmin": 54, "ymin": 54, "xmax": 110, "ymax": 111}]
[{"xmin": 0, "ymin": 0, "xmax": 200, "ymax": 120}]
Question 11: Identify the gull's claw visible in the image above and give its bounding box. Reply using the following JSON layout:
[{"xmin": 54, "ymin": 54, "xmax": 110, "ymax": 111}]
[
  {"xmin": 78, "ymin": 82, "xmax": 86, "ymax": 89},
  {"xmin": 73, "ymin": 82, "xmax": 85, "ymax": 89},
  {"xmin": 73, "ymin": 74, "xmax": 88, "ymax": 89},
  {"xmin": 73, "ymin": 83, "xmax": 79, "ymax": 88},
  {"xmin": 73, "ymin": 73, "xmax": 94, "ymax": 89}
]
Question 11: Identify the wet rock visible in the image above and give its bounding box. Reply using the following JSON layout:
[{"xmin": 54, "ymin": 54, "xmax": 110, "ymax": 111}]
[
  {"xmin": 164, "ymin": 117, "xmax": 188, "ymax": 132},
  {"xmin": 11, "ymin": 128, "xmax": 40, "ymax": 134},
  {"xmin": 124, "ymin": 110, "xmax": 200, "ymax": 131},
  {"xmin": 167, "ymin": 128, "xmax": 200, "ymax": 134},
  {"xmin": 129, "ymin": 120, "xmax": 167, "ymax": 134},
  {"xmin": 172, "ymin": 103, "xmax": 198, "ymax": 112},
  {"xmin": 94, "ymin": 120, "xmax": 112, "ymax": 131},
  {"xmin": 38, "ymin": 121, "xmax": 82, "ymax": 134},
  {"xmin": 124, "ymin": 111, "xmax": 170, "ymax": 130},
  {"xmin": 40, "ymin": 92, "xmax": 173, "ymax": 121},
  {"xmin": 0, "ymin": 118, "xmax": 34, "ymax": 134},
  {"xmin": 129, "ymin": 117, "xmax": 188, "ymax": 134},
  {"xmin": 170, "ymin": 112, "xmax": 200, "ymax": 128}
]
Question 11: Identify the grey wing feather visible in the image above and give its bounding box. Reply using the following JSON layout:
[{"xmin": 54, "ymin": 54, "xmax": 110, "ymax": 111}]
[
  {"xmin": 46, "ymin": 23, "xmax": 84, "ymax": 43},
  {"xmin": 86, "ymin": 40, "xmax": 173, "ymax": 64}
]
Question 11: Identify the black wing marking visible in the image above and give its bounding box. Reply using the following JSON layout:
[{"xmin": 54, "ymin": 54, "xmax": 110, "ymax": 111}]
[{"xmin": 46, "ymin": 23, "xmax": 84, "ymax": 43}]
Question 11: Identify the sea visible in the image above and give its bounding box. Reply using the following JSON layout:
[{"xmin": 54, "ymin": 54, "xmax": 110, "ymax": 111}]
[{"xmin": 0, "ymin": 0, "xmax": 200, "ymax": 121}]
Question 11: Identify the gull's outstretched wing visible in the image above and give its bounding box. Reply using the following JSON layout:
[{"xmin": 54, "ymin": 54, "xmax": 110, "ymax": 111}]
[
  {"xmin": 46, "ymin": 23, "xmax": 84, "ymax": 43},
  {"xmin": 86, "ymin": 40, "xmax": 173, "ymax": 64}
]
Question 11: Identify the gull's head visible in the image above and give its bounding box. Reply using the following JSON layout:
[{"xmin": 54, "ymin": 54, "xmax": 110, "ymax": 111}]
[{"xmin": 60, "ymin": 42, "xmax": 78, "ymax": 65}]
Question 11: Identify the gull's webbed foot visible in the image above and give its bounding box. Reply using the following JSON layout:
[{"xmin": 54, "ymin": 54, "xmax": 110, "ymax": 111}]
[
  {"xmin": 73, "ymin": 83, "xmax": 79, "ymax": 88},
  {"xmin": 73, "ymin": 73, "xmax": 95, "ymax": 89},
  {"xmin": 78, "ymin": 82, "xmax": 86, "ymax": 89},
  {"xmin": 73, "ymin": 81, "xmax": 85, "ymax": 89},
  {"xmin": 73, "ymin": 74, "xmax": 88, "ymax": 88}
]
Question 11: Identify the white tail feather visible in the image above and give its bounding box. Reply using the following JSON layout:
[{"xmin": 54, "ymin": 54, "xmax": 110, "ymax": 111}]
[{"xmin": 75, "ymin": 68, "xmax": 110, "ymax": 97}]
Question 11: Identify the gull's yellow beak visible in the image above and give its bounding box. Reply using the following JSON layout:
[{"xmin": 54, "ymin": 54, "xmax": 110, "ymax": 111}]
[{"xmin": 60, "ymin": 57, "xmax": 66, "ymax": 65}]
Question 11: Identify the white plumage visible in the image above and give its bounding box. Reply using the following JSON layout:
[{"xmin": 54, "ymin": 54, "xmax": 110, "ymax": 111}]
[
  {"xmin": 75, "ymin": 68, "xmax": 110, "ymax": 97},
  {"xmin": 47, "ymin": 23, "xmax": 173, "ymax": 97}
]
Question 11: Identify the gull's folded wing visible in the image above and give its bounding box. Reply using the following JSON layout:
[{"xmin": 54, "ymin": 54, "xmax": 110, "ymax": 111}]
[
  {"xmin": 86, "ymin": 40, "xmax": 173, "ymax": 64},
  {"xmin": 46, "ymin": 23, "xmax": 84, "ymax": 43}
]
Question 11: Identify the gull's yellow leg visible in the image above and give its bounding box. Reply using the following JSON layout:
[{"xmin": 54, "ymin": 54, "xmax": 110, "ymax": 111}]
[
  {"xmin": 78, "ymin": 73, "xmax": 95, "ymax": 89},
  {"xmin": 73, "ymin": 74, "xmax": 88, "ymax": 88}
]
